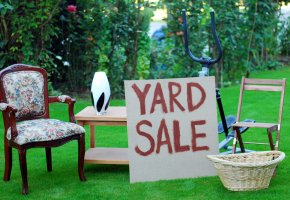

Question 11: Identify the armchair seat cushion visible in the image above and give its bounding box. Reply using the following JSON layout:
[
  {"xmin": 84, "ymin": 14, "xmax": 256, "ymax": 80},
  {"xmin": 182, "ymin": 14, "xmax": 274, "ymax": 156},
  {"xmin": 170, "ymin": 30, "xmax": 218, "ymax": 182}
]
[{"xmin": 7, "ymin": 119, "xmax": 85, "ymax": 145}]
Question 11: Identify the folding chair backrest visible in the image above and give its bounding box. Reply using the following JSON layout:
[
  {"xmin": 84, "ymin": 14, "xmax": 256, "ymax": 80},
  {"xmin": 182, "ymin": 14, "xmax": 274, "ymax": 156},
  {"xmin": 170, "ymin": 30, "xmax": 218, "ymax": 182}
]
[{"xmin": 237, "ymin": 77, "xmax": 286, "ymax": 129}]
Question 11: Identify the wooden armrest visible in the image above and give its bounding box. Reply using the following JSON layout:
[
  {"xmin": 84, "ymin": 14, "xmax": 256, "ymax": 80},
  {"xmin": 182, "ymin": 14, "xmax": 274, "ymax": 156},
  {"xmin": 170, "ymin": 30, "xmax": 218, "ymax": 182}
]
[
  {"xmin": 48, "ymin": 95, "xmax": 76, "ymax": 123},
  {"xmin": 49, "ymin": 95, "xmax": 76, "ymax": 104}
]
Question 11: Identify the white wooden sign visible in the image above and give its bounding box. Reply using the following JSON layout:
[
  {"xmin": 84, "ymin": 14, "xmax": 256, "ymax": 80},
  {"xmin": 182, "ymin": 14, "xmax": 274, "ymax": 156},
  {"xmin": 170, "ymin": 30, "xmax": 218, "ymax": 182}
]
[{"xmin": 124, "ymin": 76, "xmax": 219, "ymax": 183}]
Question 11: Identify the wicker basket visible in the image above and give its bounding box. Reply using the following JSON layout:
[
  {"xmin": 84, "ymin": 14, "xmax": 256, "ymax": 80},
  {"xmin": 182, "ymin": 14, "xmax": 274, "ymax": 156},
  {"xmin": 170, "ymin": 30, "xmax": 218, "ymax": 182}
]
[{"xmin": 207, "ymin": 151, "xmax": 285, "ymax": 191}]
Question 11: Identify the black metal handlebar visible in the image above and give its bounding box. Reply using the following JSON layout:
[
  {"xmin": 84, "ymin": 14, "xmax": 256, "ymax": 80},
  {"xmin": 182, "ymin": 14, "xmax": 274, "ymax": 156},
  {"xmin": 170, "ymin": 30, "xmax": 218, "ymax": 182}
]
[
  {"xmin": 182, "ymin": 9, "xmax": 223, "ymax": 74},
  {"xmin": 182, "ymin": 9, "xmax": 228, "ymax": 138}
]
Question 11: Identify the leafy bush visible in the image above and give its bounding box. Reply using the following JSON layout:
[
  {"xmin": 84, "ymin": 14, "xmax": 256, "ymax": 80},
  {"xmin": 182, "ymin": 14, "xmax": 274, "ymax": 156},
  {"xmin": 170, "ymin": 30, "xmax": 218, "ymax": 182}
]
[
  {"xmin": 0, "ymin": 0, "xmax": 288, "ymax": 97},
  {"xmin": 50, "ymin": 0, "xmax": 153, "ymax": 98},
  {"xmin": 0, "ymin": 0, "xmax": 60, "ymax": 74},
  {"xmin": 159, "ymin": 0, "xmax": 286, "ymax": 87}
]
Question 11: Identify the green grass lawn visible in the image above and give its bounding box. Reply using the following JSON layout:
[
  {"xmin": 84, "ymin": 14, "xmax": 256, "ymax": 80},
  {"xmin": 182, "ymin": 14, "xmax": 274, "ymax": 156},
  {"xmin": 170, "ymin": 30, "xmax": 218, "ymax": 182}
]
[{"xmin": 1, "ymin": 68, "xmax": 290, "ymax": 199}]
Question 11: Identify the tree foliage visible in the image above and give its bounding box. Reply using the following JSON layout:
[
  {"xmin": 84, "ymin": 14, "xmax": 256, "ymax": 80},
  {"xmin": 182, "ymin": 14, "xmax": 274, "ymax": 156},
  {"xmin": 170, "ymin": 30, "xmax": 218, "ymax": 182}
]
[
  {"xmin": 0, "ymin": 0, "xmax": 288, "ymax": 97},
  {"xmin": 0, "ymin": 0, "xmax": 61, "ymax": 76},
  {"xmin": 159, "ymin": 0, "xmax": 287, "ymax": 87},
  {"xmin": 1, "ymin": 0, "xmax": 153, "ymax": 98},
  {"xmin": 50, "ymin": 0, "xmax": 153, "ymax": 97}
]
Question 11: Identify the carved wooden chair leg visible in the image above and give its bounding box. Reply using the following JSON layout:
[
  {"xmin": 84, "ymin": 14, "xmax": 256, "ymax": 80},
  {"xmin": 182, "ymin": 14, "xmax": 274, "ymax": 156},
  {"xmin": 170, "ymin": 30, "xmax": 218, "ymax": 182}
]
[
  {"xmin": 45, "ymin": 147, "xmax": 52, "ymax": 172},
  {"xmin": 18, "ymin": 148, "xmax": 28, "ymax": 194},
  {"xmin": 4, "ymin": 144, "xmax": 12, "ymax": 181},
  {"xmin": 78, "ymin": 134, "xmax": 86, "ymax": 181}
]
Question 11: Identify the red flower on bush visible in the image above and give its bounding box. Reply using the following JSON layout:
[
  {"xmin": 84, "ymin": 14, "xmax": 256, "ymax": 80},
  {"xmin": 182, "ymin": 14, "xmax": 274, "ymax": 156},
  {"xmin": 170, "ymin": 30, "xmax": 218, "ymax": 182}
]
[{"xmin": 67, "ymin": 5, "xmax": 77, "ymax": 13}]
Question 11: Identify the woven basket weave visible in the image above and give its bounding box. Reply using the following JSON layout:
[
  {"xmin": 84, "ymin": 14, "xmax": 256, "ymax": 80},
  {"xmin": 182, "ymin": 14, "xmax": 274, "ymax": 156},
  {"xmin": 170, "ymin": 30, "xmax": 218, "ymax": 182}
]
[{"xmin": 207, "ymin": 151, "xmax": 285, "ymax": 191}]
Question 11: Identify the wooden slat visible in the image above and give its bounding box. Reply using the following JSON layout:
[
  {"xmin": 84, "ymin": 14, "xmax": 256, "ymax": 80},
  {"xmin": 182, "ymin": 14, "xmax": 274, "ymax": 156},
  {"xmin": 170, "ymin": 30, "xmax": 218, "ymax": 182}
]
[
  {"xmin": 244, "ymin": 85, "xmax": 282, "ymax": 91},
  {"xmin": 244, "ymin": 78, "xmax": 284, "ymax": 85},
  {"xmin": 236, "ymin": 77, "xmax": 246, "ymax": 122},
  {"xmin": 84, "ymin": 147, "xmax": 128, "ymax": 164},
  {"xmin": 243, "ymin": 142, "xmax": 269, "ymax": 145},
  {"xmin": 232, "ymin": 122, "xmax": 277, "ymax": 129},
  {"xmin": 82, "ymin": 121, "xmax": 127, "ymax": 126},
  {"xmin": 75, "ymin": 106, "xmax": 127, "ymax": 121}
]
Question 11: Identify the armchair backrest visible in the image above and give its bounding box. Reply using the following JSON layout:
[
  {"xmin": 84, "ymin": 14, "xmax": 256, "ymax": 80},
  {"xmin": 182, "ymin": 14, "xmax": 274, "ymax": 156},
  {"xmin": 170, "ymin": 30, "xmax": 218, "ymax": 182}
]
[{"xmin": 0, "ymin": 64, "xmax": 50, "ymax": 121}]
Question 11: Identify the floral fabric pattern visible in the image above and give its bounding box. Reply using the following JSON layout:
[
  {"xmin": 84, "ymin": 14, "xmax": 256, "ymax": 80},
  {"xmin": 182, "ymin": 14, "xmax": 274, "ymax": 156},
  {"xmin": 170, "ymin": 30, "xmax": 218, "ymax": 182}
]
[
  {"xmin": 3, "ymin": 71, "xmax": 45, "ymax": 120},
  {"xmin": 7, "ymin": 119, "xmax": 85, "ymax": 145}
]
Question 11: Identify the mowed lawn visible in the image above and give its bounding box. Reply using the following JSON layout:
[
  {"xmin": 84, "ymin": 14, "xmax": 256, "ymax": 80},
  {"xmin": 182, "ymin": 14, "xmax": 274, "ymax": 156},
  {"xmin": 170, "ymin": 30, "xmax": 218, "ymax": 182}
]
[{"xmin": 1, "ymin": 67, "xmax": 290, "ymax": 200}]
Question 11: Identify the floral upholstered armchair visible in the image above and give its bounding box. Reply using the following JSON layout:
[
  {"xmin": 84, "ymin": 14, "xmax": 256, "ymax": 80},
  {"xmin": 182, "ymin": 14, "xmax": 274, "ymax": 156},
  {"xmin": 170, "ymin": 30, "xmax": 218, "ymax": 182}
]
[{"xmin": 0, "ymin": 64, "xmax": 86, "ymax": 194}]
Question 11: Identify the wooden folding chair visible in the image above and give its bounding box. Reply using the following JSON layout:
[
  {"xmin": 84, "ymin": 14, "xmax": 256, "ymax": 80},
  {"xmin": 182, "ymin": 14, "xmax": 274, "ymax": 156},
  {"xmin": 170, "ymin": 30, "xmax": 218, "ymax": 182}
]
[{"xmin": 232, "ymin": 77, "xmax": 286, "ymax": 153}]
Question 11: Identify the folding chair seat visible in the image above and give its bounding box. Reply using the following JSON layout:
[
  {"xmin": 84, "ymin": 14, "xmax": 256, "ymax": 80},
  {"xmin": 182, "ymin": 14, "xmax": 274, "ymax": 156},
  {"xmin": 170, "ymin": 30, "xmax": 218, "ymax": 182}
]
[{"xmin": 218, "ymin": 118, "xmax": 255, "ymax": 150}]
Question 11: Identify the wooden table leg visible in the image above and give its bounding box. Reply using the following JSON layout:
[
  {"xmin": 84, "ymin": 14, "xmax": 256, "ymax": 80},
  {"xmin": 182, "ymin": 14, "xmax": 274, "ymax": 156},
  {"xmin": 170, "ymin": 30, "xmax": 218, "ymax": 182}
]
[{"xmin": 90, "ymin": 125, "xmax": 95, "ymax": 148}]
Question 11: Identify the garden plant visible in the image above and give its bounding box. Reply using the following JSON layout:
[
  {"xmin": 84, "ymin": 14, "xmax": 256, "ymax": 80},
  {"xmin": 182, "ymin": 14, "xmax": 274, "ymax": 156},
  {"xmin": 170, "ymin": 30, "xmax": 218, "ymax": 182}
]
[{"xmin": 1, "ymin": 0, "xmax": 289, "ymax": 96}]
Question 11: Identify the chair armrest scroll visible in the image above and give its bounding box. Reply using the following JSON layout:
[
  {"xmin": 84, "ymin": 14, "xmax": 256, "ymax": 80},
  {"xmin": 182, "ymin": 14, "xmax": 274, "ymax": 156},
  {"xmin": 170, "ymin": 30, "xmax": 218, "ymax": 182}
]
[
  {"xmin": 49, "ymin": 95, "xmax": 76, "ymax": 104},
  {"xmin": 49, "ymin": 95, "xmax": 76, "ymax": 123},
  {"xmin": 0, "ymin": 103, "xmax": 18, "ymax": 140},
  {"xmin": 0, "ymin": 103, "xmax": 17, "ymax": 113}
]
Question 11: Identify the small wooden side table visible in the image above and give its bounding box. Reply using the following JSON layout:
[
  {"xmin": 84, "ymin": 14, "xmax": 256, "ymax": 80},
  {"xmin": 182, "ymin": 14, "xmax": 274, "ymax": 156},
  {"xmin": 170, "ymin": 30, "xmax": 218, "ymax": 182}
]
[{"xmin": 75, "ymin": 106, "xmax": 128, "ymax": 164}]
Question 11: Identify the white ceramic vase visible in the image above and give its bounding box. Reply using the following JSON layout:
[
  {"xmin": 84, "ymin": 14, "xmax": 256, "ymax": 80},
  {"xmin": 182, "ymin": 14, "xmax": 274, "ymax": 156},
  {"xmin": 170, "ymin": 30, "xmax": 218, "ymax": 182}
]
[{"xmin": 91, "ymin": 72, "xmax": 111, "ymax": 115}]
